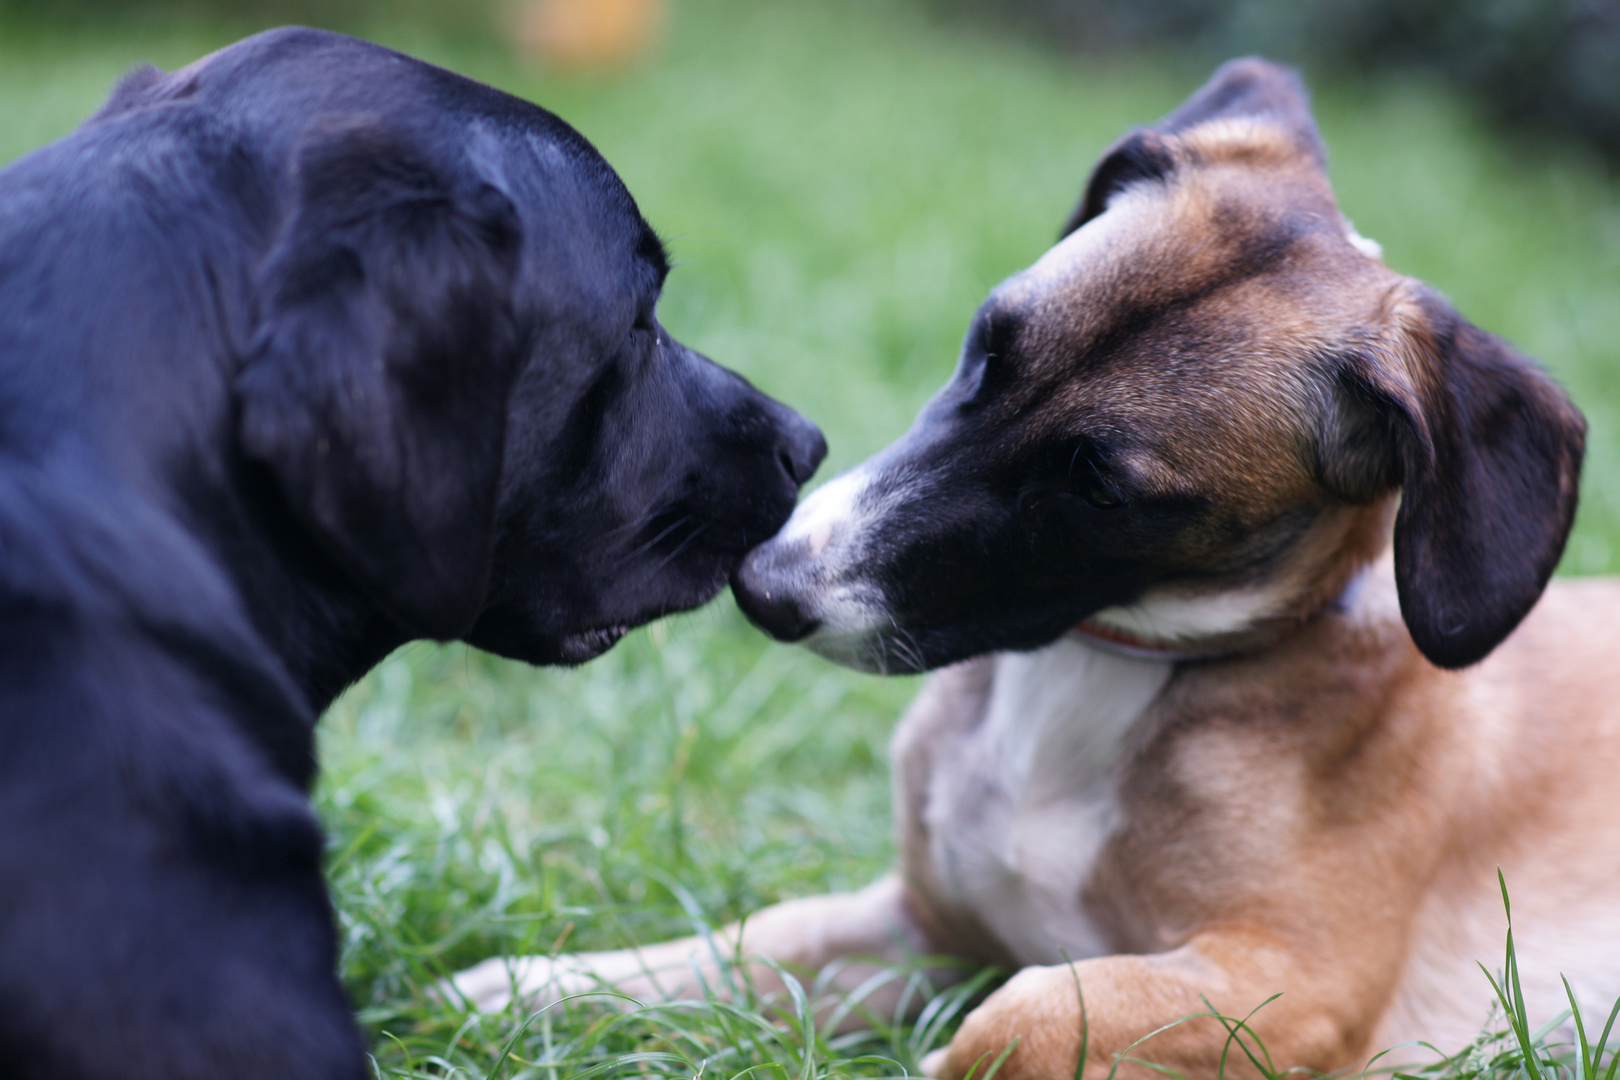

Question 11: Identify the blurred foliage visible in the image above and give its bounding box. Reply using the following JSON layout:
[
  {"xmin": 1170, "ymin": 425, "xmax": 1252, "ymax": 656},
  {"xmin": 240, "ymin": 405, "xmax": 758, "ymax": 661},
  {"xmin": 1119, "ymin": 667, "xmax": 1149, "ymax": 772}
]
[
  {"xmin": 8, "ymin": 0, "xmax": 1619, "ymax": 158},
  {"xmin": 12, "ymin": 0, "xmax": 1620, "ymax": 158},
  {"xmin": 935, "ymin": 0, "xmax": 1620, "ymax": 159},
  {"xmin": 0, "ymin": 0, "xmax": 503, "ymax": 46},
  {"xmin": 0, "ymin": 0, "xmax": 405, "ymax": 19}
]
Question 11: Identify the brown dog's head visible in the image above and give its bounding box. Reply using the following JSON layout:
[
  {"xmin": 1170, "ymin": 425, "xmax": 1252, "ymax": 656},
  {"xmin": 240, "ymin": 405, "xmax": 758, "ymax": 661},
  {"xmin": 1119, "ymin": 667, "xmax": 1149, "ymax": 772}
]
[{"xmin": 732, "ymin": 58, "xmax": 1585, "ymax": 673}]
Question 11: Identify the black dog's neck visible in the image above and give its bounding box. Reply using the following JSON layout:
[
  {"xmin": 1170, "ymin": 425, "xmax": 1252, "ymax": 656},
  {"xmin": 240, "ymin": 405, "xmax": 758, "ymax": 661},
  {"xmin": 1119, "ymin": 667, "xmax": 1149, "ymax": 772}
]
[
  {"xmin": 240, "ymin": 566, "xmax": 409, "ymax": 718},
  {"xmin": 180, "ymin": 454, "xmax": 415, "ymax": 716}
]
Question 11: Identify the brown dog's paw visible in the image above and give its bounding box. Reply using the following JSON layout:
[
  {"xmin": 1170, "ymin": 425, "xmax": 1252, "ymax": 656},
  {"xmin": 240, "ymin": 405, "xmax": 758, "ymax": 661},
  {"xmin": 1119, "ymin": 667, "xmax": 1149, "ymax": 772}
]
[{"xmin": 931, "ymin": 966, "xmax": 1086, "ymax": 1080}]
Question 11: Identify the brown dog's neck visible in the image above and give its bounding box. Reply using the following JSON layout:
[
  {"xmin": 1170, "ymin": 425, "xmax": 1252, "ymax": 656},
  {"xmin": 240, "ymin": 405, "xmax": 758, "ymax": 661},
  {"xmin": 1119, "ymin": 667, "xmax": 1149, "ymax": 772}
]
[
  {"xmin": 1074, "ymin": 497, "xmax": 1399, "ymax": 663},
  {"xmin": 1071, "ymin": 560, "xmax": 1377, "ymax": 662},
  {"xmin": 1069, "ymin": 617, "xmax": 1240, "ymax": 661}
]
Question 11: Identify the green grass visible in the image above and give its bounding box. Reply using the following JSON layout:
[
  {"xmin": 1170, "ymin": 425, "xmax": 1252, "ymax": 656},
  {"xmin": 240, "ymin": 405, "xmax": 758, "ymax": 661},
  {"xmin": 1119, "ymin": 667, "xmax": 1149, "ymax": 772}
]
[{"xmin": 2, "ymin": 0, "xmax": 1618, "ymax": 1076}]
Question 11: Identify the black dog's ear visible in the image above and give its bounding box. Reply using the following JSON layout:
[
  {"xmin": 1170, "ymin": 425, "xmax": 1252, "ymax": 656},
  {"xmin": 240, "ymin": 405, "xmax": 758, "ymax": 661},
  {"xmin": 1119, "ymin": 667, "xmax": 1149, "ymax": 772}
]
[
  {"xmin": 1336, "ymin": 284, "xmax": 1585, "ymax": 669},
  {"xmin": 84, "ymin": 64, "xmax": 167, "ymax": 126},
  {"xmin": 1062, "ymin": 58, "xmax": 1322, "ymax": 237},
  {"xmin": 236, "ymin": 116, "xmax": 524, "ymax": 639}
]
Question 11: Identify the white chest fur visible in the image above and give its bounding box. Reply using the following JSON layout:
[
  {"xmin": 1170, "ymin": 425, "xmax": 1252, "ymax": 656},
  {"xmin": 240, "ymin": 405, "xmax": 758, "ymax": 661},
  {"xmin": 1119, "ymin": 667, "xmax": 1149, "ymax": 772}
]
[{"xmin": 923, "ymin": 636, "xmax": 1172, "ymax": 964}]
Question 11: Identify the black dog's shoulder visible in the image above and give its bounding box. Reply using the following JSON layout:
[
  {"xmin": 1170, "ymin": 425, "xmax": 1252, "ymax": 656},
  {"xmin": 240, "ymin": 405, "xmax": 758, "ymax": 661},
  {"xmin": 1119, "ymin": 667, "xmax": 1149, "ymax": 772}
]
[
  {"xmin": 0, "ymin": 465, "xmax": 318, "ymax": 782},
  {"xmin": 0, "ymin": 618, "xmax": 363, "ymax": 1079}
]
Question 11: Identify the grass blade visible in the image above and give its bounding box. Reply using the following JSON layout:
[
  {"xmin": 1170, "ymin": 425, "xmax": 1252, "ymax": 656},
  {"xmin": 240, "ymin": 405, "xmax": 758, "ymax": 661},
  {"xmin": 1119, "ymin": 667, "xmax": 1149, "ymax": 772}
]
[
  {"xmin": 1059, "ymin": 950, "xmax": 1089, "ymax": 1080},
  {"xmin": 1595, "ymin": 992, "xmax": 1620, "ymax": 1080}
]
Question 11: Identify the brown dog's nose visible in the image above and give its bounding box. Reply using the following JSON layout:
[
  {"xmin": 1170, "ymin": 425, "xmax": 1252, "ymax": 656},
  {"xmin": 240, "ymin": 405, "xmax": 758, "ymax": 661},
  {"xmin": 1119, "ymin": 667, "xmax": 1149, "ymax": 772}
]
[
  {"xmin": 733, "ymin": 545, "xmax": 821, "ymax": 641},
  {"xmin": 775, "ymin": 410, "xmax": 827, "ymax": 486}
]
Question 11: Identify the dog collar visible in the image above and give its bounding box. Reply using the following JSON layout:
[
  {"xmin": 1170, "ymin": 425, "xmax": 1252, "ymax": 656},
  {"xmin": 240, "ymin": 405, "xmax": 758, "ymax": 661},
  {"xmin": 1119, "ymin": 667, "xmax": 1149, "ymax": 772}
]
[
  {"xmin": 1069, "ymin": 619, "xmax": 1236, "ymax": 663},
  {"xmin": 1072, "ymin": 563, "xmax": 1377, "ymax": 664}
]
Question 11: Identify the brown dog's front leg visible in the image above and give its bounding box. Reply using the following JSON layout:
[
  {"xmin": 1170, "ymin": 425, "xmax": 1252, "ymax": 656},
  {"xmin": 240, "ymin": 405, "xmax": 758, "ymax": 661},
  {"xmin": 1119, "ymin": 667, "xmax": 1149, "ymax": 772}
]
[
  {"xmin": 453, "ymin": 874, "xmax": 960, "ymax": 1030},
  {"xmin": 923, "ymin": 930, "xmax": 1374, "ymax": 1080}
]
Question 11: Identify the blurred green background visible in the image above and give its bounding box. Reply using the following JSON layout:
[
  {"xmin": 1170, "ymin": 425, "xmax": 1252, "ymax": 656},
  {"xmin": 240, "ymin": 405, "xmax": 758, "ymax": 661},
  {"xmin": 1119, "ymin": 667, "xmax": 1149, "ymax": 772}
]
[{"xmin": 1, "ymin": 0, "xmax": 1616, "ymax": 1075}]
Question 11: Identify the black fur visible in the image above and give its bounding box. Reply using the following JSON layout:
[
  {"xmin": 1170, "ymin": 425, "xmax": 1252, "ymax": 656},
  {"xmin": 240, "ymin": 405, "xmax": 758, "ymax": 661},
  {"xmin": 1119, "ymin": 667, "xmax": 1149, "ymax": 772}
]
[{"xmin": 0, "ymin": 27, "xmax": 823, "ymax": 1079}]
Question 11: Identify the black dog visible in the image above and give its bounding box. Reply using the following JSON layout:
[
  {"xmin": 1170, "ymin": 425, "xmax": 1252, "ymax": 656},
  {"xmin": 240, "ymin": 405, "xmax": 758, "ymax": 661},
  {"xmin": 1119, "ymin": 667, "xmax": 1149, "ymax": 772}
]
[{"xmin": 0, "ymin": 27, "xmax": 823, "ymax": 1079}]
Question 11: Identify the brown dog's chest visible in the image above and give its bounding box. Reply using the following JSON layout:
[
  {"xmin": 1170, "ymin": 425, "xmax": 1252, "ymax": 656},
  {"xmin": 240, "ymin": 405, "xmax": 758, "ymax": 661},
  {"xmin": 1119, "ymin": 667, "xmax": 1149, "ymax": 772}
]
[{"xmin": 918, "ymin": 636, "xmax": 1173, "ymax": 964}]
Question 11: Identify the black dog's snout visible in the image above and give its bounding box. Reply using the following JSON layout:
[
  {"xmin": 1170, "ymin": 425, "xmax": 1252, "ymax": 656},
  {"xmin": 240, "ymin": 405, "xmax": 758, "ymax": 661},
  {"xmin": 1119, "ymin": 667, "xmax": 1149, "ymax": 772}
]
[{"xmin": 774, "ymin": 408, "xmax": 827, "ymax": 486}]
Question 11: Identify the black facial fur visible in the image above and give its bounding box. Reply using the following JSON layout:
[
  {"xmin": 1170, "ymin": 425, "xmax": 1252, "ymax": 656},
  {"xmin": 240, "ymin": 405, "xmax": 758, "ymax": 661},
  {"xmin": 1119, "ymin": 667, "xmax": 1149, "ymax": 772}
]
[{"xmin": 777, "ymin": 363, "xmax": 1216, "ymax": 670}]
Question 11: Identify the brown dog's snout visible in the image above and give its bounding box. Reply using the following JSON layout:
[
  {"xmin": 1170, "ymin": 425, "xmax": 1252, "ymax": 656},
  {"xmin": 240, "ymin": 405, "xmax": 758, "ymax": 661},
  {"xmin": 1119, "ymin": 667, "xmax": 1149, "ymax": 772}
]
[{"xmin": 733, "ymin": 542, "xmax": 821, "ymax": 642}]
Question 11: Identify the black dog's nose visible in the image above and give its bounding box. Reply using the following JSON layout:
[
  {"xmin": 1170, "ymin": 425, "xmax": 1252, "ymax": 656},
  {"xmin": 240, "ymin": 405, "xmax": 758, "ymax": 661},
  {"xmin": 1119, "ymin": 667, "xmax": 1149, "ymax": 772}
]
[{"xmin": 776, "ymin": 411, "xmax": 827, "ymax": 486}]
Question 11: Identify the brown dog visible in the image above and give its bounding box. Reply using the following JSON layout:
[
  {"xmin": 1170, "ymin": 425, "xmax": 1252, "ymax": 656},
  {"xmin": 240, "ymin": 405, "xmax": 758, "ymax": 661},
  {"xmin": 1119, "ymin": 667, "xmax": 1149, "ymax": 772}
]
[{"xmin": 454, "ymin": 60, "xmax": 1617, "ymax": 1079}]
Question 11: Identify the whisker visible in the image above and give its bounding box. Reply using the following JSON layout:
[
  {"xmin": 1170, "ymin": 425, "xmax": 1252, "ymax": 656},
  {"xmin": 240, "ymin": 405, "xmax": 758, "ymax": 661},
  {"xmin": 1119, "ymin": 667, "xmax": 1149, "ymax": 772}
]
[
  {"xmin": 621, "ymin": 514, "xmax": 692, "ymax": 564},
  {"xmin": 895, "ymin": 630, "xmax": 926, "ymax": 673},
  {"xmin": 602, "ymin": 476, "xmax": 691, "ymax": 542},
  {"xmin": 649, "ymin": 521, "xmax": 711, "ymax": 574},
  {"xmin": 872, "ymin": 632, "xmax": 892, "ymax": 675},
  {"xmin": 884, "ymin": 618, "xmax": 925, "ymax": 673}
]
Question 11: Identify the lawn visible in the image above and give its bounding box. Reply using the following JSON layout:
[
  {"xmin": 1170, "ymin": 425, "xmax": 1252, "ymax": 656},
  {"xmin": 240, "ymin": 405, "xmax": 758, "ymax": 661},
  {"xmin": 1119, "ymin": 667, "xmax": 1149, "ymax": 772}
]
[{"xmin": 2, "ymin": 0, "xmax": 1618, "ymax": 1076}]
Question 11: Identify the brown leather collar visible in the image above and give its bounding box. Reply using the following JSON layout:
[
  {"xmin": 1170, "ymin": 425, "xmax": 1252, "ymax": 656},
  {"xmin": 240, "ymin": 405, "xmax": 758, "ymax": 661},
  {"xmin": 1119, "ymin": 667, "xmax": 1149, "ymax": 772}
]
[
  {"xmin": 1069, "ymin": 618, "xmax": 1237, "ymax": 662},
  {"xmin": 1071, "ymin": 564, "xmax": 1373, "ymax": 663}
]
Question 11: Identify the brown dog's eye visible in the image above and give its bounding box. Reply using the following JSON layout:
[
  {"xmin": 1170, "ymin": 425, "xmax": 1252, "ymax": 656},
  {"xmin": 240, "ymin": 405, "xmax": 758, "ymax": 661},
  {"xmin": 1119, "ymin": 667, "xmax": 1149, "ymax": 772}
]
[{"xmin": 1083, "ymin": 479, "xmax": 1125, "ymax": 509}]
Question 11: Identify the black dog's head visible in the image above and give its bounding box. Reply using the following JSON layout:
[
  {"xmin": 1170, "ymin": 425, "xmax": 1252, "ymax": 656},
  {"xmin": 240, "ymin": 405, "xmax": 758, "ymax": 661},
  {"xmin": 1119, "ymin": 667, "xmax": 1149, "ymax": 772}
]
[
  {"xmin": 733, "ymin": 58, "xmax": 1583, "ymax": 674},
  {"xmin": 91, "ymin": 30, "xmax": 823, "ymax": 673}
]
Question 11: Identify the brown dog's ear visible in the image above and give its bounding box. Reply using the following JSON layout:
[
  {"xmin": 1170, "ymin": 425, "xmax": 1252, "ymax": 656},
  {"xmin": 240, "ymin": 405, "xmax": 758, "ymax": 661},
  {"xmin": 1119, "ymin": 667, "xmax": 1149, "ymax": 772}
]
[
  {"xmin": 1336, "ymin": 285, "xmax": 1585, "ymax": 669},
  {"xmin": 236, "ymin": 117, "xmax": 524, "ymax": 639},
  {"xmin": 1062, "ymin": 128, "xmax": 1176, "ymax": 238},
  {"xmin": 1062, "ymin": 57, "xmax": 1323, "ymax": 237}
]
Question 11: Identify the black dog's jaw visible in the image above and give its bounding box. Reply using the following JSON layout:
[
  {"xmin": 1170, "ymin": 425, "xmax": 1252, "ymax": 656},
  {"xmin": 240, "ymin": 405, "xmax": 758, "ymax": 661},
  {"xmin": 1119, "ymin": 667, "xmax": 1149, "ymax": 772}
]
[{"xmin": 0, "ymin": 28, "xmax": 821, "ymax": 1080}]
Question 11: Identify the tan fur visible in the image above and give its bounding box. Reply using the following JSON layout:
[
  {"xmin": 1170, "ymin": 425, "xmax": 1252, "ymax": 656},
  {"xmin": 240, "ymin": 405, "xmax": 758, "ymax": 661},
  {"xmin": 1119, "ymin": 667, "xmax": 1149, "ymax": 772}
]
[
  {"xmin": 456, "ymin": 553, "xmax": 1620, "ymax": 1075},
  {"xmin": 452, "ymin": 63, "xmax": 1608, "ymax": 1079},
  {"xmin": 917, "ymin": 555, "xmax": 1620, "ymax": 1079}
]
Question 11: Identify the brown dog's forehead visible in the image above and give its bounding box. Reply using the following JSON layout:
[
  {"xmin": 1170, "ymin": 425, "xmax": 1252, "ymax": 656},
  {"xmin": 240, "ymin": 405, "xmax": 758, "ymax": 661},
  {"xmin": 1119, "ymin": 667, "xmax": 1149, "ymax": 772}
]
[{"xmin": 986, "ymin": 119, "xmax": 1391, "ymax": 500}]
